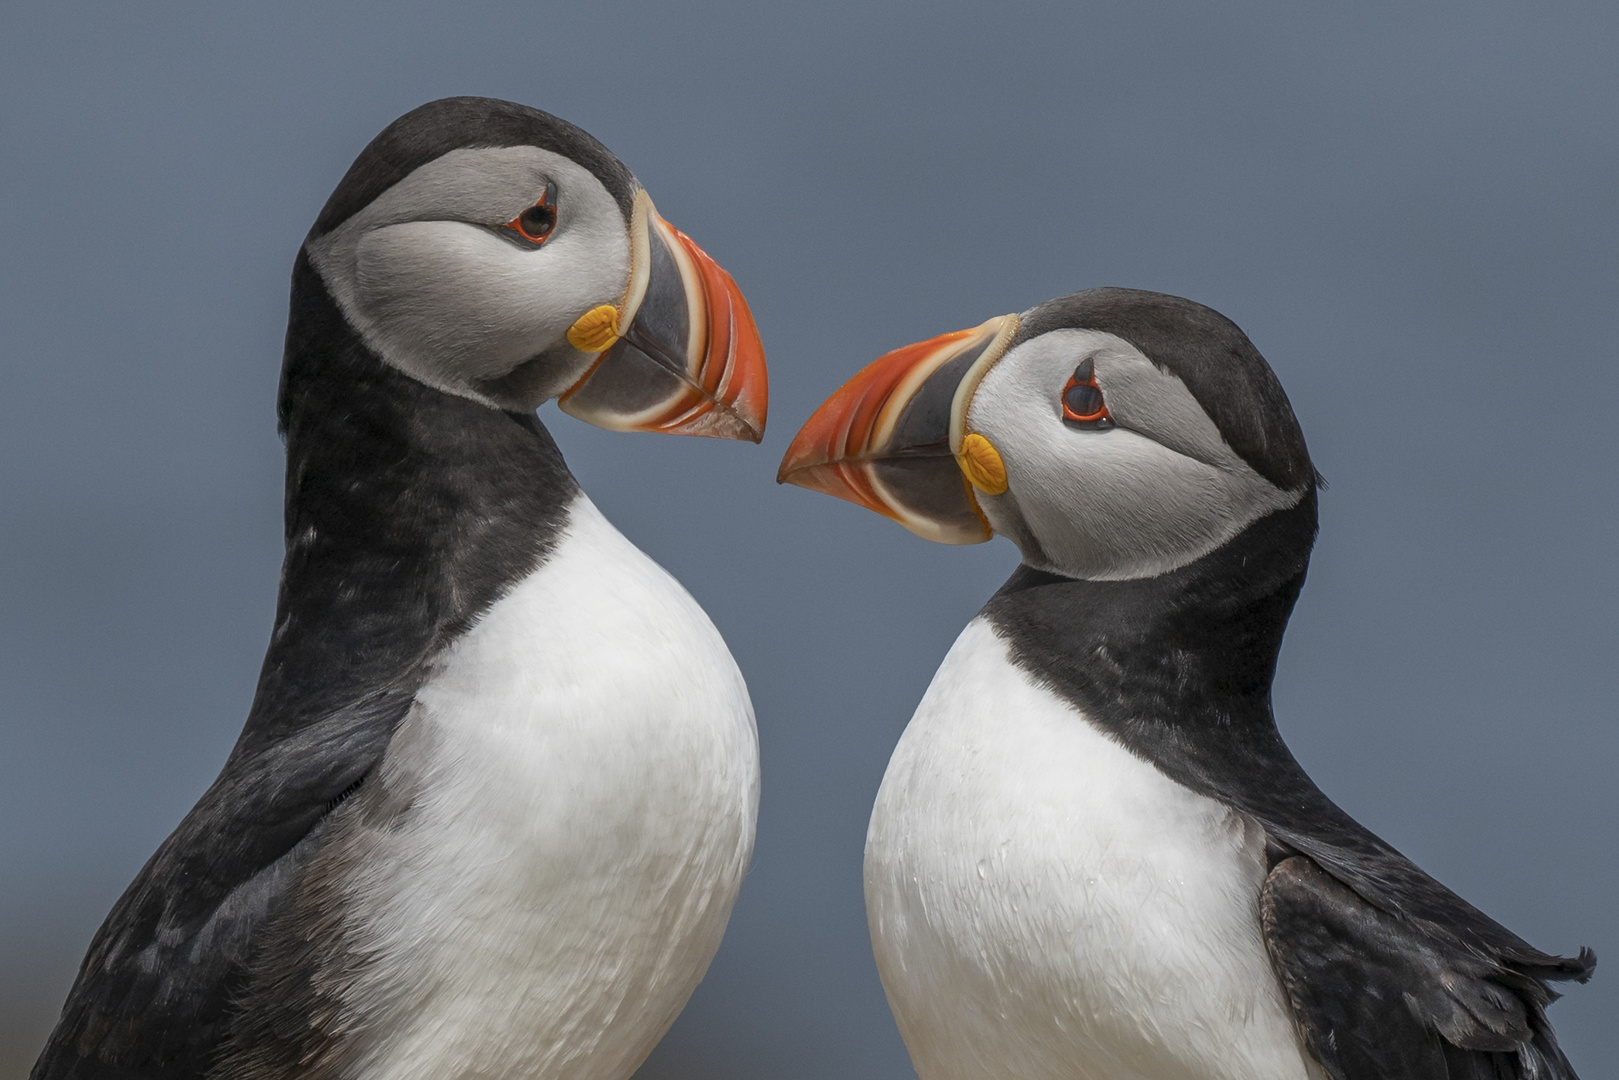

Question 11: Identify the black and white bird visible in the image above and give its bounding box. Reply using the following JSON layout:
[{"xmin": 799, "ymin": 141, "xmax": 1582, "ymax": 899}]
[
  {"xmin": 779, "ymin": 288, "xmax": 1593, "ymax": 1080},
  {"xmin": 35, "ymin": 97, "xmax": 767, "ymax": 1080}
]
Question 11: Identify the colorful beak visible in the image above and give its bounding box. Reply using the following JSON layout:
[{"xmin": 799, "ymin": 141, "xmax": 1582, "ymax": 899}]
[
  {"xmin": 777, "ymin": 315, "xmax": 1019, "ymax": 544},
  {"xmin": 561, "ymin": 191, "xmax": 768, "ymax": 441}
]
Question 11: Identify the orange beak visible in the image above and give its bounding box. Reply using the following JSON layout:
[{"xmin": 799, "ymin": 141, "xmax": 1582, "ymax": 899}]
[
  {"xmin": 561, "ymin": 195, "xmax": 767, "ymax": 442},
  {"xmin": 777, "ymin": 315, "xmax": 1018, "ymax": 544}
]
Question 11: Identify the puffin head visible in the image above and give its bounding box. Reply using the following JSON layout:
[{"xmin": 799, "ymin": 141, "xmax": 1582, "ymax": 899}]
[
  {"xmin": 304, "ymin": 96, "xmax": 766, "ymax": 440},
  {"xmin": 779, "ymin": 288, "xmax": 1317, "ymax": 579}
]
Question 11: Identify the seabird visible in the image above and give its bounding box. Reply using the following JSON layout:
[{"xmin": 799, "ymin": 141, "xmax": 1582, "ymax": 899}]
[
  {"xmin": 35, "ymin": 96, "xmax": 766, "ymax": 1080},
  {"xmin": 779, "ymin": 287, "xmax": 1593, "ymax": 1080}
]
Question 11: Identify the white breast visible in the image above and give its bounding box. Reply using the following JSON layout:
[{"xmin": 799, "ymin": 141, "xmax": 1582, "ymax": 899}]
[
  {"xmin": 333, "ymin": 493, "xmax": 758, "ymax": 1080},
  {"xmin": 865, "ymin": 618, "xmax": 1320, "ymax": 1080}
]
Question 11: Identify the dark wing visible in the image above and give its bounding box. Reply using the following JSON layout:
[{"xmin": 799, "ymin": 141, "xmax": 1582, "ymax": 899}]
[
  {"xmin": 25, "ymin": 236, "xmax": 586, "ymax": 1079},
  {"xmin": 985, "ymin": 502, "xmax": 1594, "ymax": 1079},
  {"xmin": 29, "ymin": 686, "xmax": 410, "ymax": 1080},
  {"xmin": 1186, "ymin": 721, "xmax": 1596, "ymax": 1080},
  {"xmin": 1184, "ymin": 722, "xmax": 1593, "ymax": 1080},
  {"xmin": 1262, "ymin": 856, "xmax": 1587, "ymax": 1080},
  {"xmin": 1189, "ymin": 716, "xmax": 1594, "ymax": 1079},
  {"xmin": 30, "ymin": 250, "xmax": 580, "ymax": 1080}
]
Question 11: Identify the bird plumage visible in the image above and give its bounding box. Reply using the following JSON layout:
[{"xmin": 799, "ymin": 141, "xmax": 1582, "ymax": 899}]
[
  {"xmin": 867, "ymin": 617, "xmax": 1319, "ymax": 1080},
  {"xmin": 977, "ymin": 492, "xmax": 1591, "ymax": 1080},
  {"xmin": 783, "ymin": 286, "xmax": 1592, "ymax": 1080},
  {"xmin": 34, "ymin": 98, "xmax": 765, "ymax": 1080}
]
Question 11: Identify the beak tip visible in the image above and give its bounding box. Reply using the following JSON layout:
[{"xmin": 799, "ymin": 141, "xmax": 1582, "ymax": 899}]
[
  {"xmin": 775, "ymin": 436, "xmax": 820, "ymax": 484},
  {"xmin": 721, "ymin": 399, "xmax": 766, "ymax": 443}
]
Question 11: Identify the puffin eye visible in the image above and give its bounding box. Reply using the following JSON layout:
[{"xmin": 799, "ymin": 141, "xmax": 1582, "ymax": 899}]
[
  {"xmin": 505, "ymin": 182, "xmax": 558, "ymax": 245},
  {"xmin": 1064, "ymin": 382, "xmax": 1103, "ymax": 417},
  {"xmin": 1061, "ymin": 358, "xmax": 1113, "ymax": 428}
]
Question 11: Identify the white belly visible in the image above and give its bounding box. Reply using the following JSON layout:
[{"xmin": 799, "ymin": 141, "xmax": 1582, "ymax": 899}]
[
  {"xmin": 865, "ymin": 618, "xmax": 1318, "ymax": 1080},
  {"xmin": 335, "ymin": 494, "xmax": 758, "ymax": 1080}
]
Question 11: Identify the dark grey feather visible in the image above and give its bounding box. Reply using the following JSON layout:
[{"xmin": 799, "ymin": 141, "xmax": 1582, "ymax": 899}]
[
  {"xmin": 1014, "ymin": 287, "xmax": 1319, "ymax": 492},
  {"xmin": 986, "ymin": 495, "xmax": 1592, "ymax": 1079},
  {"xmin": 30, "ymin": 252, "xmax": 579, "ymax": 1080},
  {"xmin": 1263, "ymin": 857, "xmax": 1584, "ymax": 1080},
  {"xmin": 308, "ymin": 96, "xmax": 637, "ymax": 239},
  {"xmin": 982, "ymin": 293, "xmax": 1591, "ymax": 1077}
]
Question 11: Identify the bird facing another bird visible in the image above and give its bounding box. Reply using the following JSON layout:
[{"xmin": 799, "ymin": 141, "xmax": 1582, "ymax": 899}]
[
  {"xmin": 33, "ymin": 97, "xmax": 766, "ymax": 1080},
  {"xmin": 31, "ymin": 98, "xmax": 1592, "ymax": 1080},
  {"xmin": 779, "ymin": 288, "xmax": 1594, "ymax": 1080}
]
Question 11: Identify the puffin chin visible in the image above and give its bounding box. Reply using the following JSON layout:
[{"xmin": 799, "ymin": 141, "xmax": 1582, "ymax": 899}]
[{"xmin": 560, "ymin": 193, "xmax": 768, "ymax": 442}]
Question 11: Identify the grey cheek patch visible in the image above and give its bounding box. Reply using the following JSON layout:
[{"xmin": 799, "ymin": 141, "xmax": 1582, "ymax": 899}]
[
  {"xmin": 1104, "ymin": 361, "xmax": 1247, "ymax": 473},
  {"xmin": 968, "ymin": 330, "xmax": 1301, "ymax": 580},
  {"xmin": 300, "ymin": 146, "xmax": 634, "ymax": 408},
  {"xmin": 977, "ymin": 488, "xmax": 1049, "ymax": 572},
  {"xmin": 472, "ymin": 342, "xmax": 593, "ymax": 406}
]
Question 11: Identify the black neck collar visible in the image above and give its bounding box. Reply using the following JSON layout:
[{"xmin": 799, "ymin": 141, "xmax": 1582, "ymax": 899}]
[
  {"xmin": 237, "ymin": 253, "xmax": 578, "ymax": 756},
  {"xmin": 986, "ymin": 489, "xmax": 1318, "ymax": 744},
  {"xmin": 982, "ymin": 489, "xmax": 1576, "ymax": 962}
]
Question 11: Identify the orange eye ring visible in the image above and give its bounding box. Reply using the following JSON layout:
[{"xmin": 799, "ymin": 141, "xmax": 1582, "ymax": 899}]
[
  {"xmin": 504, "ymin": 182, "xmax": 557, "ymax": 245},
  {"xmin": 1061, "ymin": 358, "xmax": 1112, "ymax": 426}
]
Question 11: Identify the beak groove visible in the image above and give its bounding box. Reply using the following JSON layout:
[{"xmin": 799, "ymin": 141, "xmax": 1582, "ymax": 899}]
[
  {"xmin": 778, "ymin": 315, "xmax": 1019, "ymax": 544},
  {"xmin": 559, "ymin": 193, "xmax": 767, "ymax": 442}
]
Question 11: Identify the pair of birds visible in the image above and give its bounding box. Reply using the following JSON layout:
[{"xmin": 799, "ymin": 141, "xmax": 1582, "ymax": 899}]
[{"xmin": 32, "ymin": 97, "xmax": 1591, "ymax": 1080}]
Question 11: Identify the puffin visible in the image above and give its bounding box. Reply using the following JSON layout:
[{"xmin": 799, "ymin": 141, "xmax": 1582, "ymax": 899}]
[
  {"xmin": 778, "ymin": 288, "xmax": 1593, "ymax": 1080},
  {"xmin": 34, "ymin": 97, "xmax": 766, "ymax": 1080}
]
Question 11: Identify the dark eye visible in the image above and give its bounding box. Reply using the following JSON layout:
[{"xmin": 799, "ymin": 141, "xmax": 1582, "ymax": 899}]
[
  {"xmin": 1064, "ymin": 382, "xmax": 1103, "ymax": 416},
  {"xmin": 505, "ymin": 183, "xmax": 557, "ymax": 245},
  {"xmin": 1061, "ymin": 358, "xmax": 1113, "ymax": 428}
]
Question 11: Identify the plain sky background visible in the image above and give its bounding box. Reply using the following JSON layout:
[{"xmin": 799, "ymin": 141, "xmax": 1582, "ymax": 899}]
[{"xmin": 2, "ymin": 2, "xmax": 1615, "ymax": 1077}]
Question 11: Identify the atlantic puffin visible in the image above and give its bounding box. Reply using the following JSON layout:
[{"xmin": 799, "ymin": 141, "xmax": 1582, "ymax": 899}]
[
  {"xmin": 34, "ymin": 97, "xmax": 766, "ymax": 1080},
  {"xmin": 779, "ymin": 288, "xmax": 1592, "ymax": 1080}
]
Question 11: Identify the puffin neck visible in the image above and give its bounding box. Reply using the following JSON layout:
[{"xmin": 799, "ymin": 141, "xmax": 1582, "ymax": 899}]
[
  {"xmin": 983, "ymin": 489, "xmax": 1318, "ymax": 743},
  {"xmin": 239, "ymin": 252, "xmax": 580, "ymax": 756},
  {"xmin": 981, "ymin": 489, "xmax": 1586, "ymax": 964}
]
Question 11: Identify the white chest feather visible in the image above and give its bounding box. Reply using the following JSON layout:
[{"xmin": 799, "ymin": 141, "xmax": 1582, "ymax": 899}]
[
  {"xmin": 335, "ymin": 495, "xmax": 758, "ymax": 1080},
  {"xmin": 865, "ymin": 618, "xmax": 1319, "ymax": 1080}
]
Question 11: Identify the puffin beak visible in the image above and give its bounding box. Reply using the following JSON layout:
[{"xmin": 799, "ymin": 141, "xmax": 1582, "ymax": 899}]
[
  {"xmin": 777, "ymin": 315, "xmax": 1019, "ymax": 544},
  {"xmin": 560, "ymin": 191, "xmax": 768, "ymax": 441}
]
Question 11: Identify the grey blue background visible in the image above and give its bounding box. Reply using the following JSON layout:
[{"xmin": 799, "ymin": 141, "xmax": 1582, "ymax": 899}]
[{"xmin": 2, "ymin": 2, "xmax": 1614, "ymax": 1076}]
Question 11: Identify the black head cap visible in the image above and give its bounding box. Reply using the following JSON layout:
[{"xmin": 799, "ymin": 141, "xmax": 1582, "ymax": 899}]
[
  {"xmin": 1015, "ymin": 287, "xmax": 1319, "ymax": 491},
  {"xmin": 308, "ymin": 96, "xmax": 639, "ymax": 241}
]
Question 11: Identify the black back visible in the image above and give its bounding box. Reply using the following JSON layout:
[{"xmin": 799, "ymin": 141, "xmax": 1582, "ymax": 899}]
[
  {"xmin": 31, "ymin": 252, "xmax": 580, "ymax": 1080},
  {"xmin": 309, "ymin": 96, "xmax": 638, "ymax": 239},
  {"xmin": 984, "ymin": 491, "xmax": 1592, "ymax": 1079}
]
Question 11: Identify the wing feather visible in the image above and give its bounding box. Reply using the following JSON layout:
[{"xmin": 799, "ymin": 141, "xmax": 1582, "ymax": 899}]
[
  {"xmin": 31, "ymin": 255, "xmax": 581, "ymax": 1078},
  {"xmin": 29, "ymin": 688, "xmax": 409, "ymax": 1080},
  {"xmin": 1261, "ymin": 856, "xmax": 1589, "ymax": 1080}
]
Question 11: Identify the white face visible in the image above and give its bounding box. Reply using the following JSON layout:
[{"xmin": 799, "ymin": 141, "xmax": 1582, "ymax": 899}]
[
  {"xmin": 306, "ymin": 145, "xmax": 633, "ymax": 409},
  {"xmin": 966, "ymin": 329, "xmax": 1305, "ymax": 580}
]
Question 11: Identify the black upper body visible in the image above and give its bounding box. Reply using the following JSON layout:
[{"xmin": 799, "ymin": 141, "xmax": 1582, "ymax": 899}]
[
  {"xmin": 988, "ymin": 291, "xmax": 1591, "ymax": 1080},
  {"xmin": 984, "ymin": 484, "xmax": 1593, "ymax": 1080},
  {"xmin": 32, "ymin": 88, "xmax": 780, "ymax": 1078},
  {"xmin": 31, "ymin": 249, "xmax": 580, "ymax": 1080},
  {"xmin": 30, "ymin": 97, "xmax": 649, "ymax": 1080},
  {"xmin": 783, "ymin": 286, "xmax": 1596, "ymax": 1079}
]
